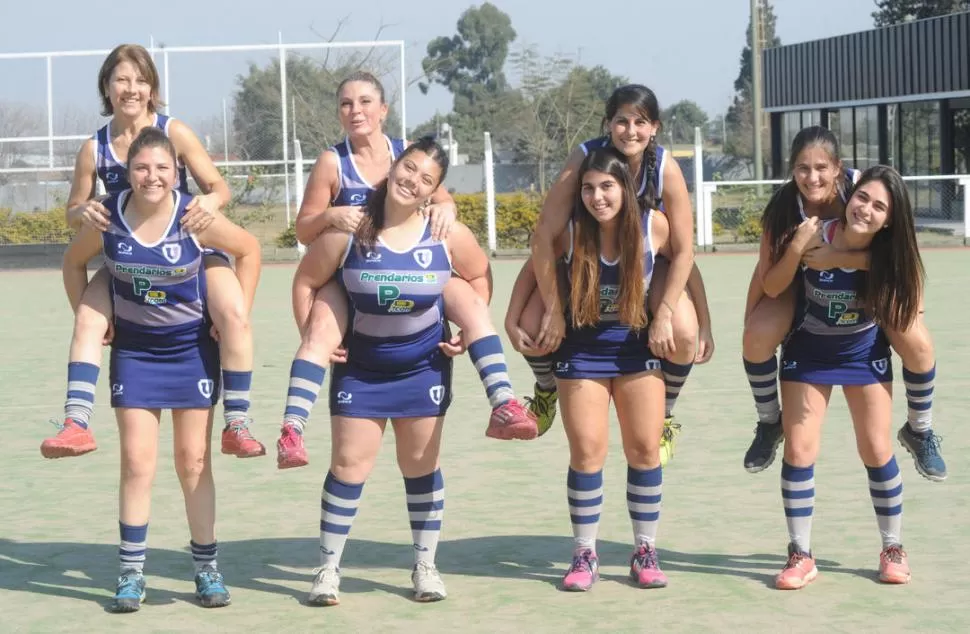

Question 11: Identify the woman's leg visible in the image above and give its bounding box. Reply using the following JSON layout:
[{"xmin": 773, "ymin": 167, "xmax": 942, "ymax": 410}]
[
  {"xmin": 613, "ymin": 369, "xmax": 668, "ymax": 588},
  {"xmin": 647, "ymin": 258, "xmax": 697, "ymax": 465},
  {"xmin": 518, "ymin": 287, "xmax": 558, "ymax": 435},
  {"xmin": 774, "ymin": 381, "xmax": 830, "ymax": 590},
  {"xmin": 42, "ymin": 267, "xmax": 112, "ymax": 458},
  {"xmin": 741, "ymin": 266, "xmax": 796, "ymax": 473},
  {"xmin": 172, "ymin": 407, "xmax": 230, "ymax": 608},
  {"xmin": 110, "ymin": 406, "xmax": 160, "ymax": 613},
  {"xmin": 309, "ymin": 415, "xmax": 386, "ymax": 606},
  {"xmin": 441, "ymin": 276, "xmax": 537, "ymax": 440},
  {"xmin": 884, "ymin": 315, "xmax": 946, "ymax": 481},
  {"xmin": 392, "ymin": 415, "xmax": 448, "ymax": 602},
  {"xmin": 277, "ymin": 279, "xmax": 349, "ymax": 469},
  {"xmin": 844, "ymin": 383, "xmax": 911, "ymax": 584},
  {"xmin": 203, "ymin": 258, "xmax": 265, "ymax": 458},
  {"xmin": 557, "ymin": 376, "xmax": 612, "ymax": 592}
]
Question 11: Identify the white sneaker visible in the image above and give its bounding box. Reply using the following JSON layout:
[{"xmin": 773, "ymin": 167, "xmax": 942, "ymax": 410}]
[
  {"xmin": 308, "ymin": 565, "xmax": 341, "ymax": 606},
  {"xmin": 411, "ymin": 561, "xmax": 447, "ymax": 602}
]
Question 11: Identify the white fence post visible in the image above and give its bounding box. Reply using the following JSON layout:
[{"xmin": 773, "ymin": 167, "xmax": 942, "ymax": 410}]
[
  {"xmin": 692, "ymin": 126, "xmax": 705, "ymax": 251},
  {"xmin": 702, "ymin": 183, "xmax": 717, "ymax": 249},
  {"xmin": 483, "ymin": 132, "xmax": 497, "ymax": 255},
  {"xmin": 293, "ymin": 139, "xmax": 307, "ymax": 256},
  {"xmin": 278, "ymin": 33, "xmax": 292, "ymax": 228},
  {"xmin": 962, "ymin": 177, "xmax": 970, "ymax": 246}
]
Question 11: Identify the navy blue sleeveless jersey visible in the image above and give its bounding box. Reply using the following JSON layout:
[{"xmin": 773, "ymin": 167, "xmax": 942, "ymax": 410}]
[
  {"xmin": 781, "ymin": 219, "xmax": 891, "ymax": 385},
  {"xmin": 330, "ymin": 136, "xmax": 407, "ymax": 207}
]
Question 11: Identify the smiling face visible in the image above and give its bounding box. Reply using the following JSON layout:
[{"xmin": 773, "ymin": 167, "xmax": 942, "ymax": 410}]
[
  {"xmin": 385, "ymin": 150, "xmax": 442, "ymax": 209},
  {"xmin": 607, "ymin": 104, "xmax": 658, "ymax": 159},
  {"xmin": 845, "ymin": 179, "xmax": 891, "ymax": 235},
  {"xmin": 106, "ymin": 60, "xmax": 153, "ymax": 118},
  {"xmin": 338, "ymin": 80, "xmax": 388, "ymax": 137},
  {"xmin": 129, "ymin": 145, "xmax": 176, "ymax": 205},
  {"xmin": 580, "ymin": 169, "xmax": 624, "ymax": 225},
  {"xmin": 793, "ymin": 144, "xmax": 841, "ymax": 207}
]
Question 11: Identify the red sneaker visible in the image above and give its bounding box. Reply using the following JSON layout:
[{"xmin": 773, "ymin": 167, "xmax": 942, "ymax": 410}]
[
  {"xmin": 775, "ymin": 544, "xmax": 818, "ymax": 590},
  {"xmin": 221, "ymin": 419, "xmax": 266, "ymax": 458},
  {"xmin": 277, "ymin": 424, "xmax": 309, "ymax": 469},
  {"xmin": 41, "ymin": 418, "xmax": 97, "ymax": 459},
  {"xmin": 485, "ymin": 399, "xmax": 538, "ymax": 441},
  {"xmin": 879, "ymin": 544, "xmax": 911, "ymax": 584}
]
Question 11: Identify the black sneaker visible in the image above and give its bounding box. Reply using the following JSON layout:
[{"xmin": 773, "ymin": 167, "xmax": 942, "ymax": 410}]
[
  {"xmin": 743, "ymin": 416, "xmax": 784, "ymax": 473},
  {"xmin": 897, "ymin": 424, "xmax": 947, "ymax": 482}
]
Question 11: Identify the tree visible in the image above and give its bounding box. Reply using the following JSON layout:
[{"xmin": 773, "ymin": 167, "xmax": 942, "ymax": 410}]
[
  {"xmin": 232, "ymin": 52, "xmax": 401, "ymax": 163},
  {"xmin": 872, "ymin": 0, "xmax": 969, "ymax": 26},
  {"xmin": 662, "ymin": 100, "xmax": 709, "ymax": 146},
  {"xmin": 419, "ymin": 3, "xmax": 518, "ymax": 159},
  {"xmin": 724, "ymin": 0, "xmax": 780, "ymax": 172}
]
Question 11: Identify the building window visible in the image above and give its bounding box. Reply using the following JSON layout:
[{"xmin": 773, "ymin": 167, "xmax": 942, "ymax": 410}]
[
  {"xmin": 781, "ymin": 111, "xmax": 802, "ymax": 173},
  {"xmin": 899, "ymin": 101, "xmax": 940, "ymax": 175},
  {"xmin": 802, "ymin": 110, "xmax": 821, "ymax": 128},
  {"xmin": 838, "ymin": 108, "xmax": 854, "ymax": 165},
  {"xmin": 854, "ymin": 106, "xmax": 879, "ymax": 168}
]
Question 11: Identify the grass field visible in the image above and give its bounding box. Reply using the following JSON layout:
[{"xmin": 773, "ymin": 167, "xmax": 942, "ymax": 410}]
[{"xmin": 1, "ymin": 252, "xmax": 968, "ymax": 633}]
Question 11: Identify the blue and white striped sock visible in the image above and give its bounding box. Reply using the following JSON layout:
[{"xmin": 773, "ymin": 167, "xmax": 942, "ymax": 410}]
[
  {"xmin": 404, "ymin": 469, "xmax": 445, "ymax": 565},
  {"xmin": 661, "ymin": 360, "xmax": 693, "ymax": 418},
  {"xmin": 903, "ymin": 365, "xmax": 935, "ymax": 434},
  {"xmin": 567, "ymin": 468, "xmax": 603, "ymax": 552},
  {"xmin": 65, "ymin": 361, "xmax": 99, "ymax": 429},
  {"xmin": 222, "ymin": 369, "xmax": 252, "ymax": 426},
  {"xmin": 781, "ymin": 461, "xmax": 815, "ymax": 554},
  {"xmin": 283, "ymin": 359, "xmax": 326, "ymax": 434},
  {"xmin": 190, "ymin": 541, "xmax": 218, "ymax": 573},
  {"xmin": 627, "ymin": 465, "xmax": 662, "ymax": 546},
  {"xmin": 743, "ymin": 357, "xmax": 781, "ymax": 424},
  {"xmin": 867, "ymin": 457, "xmax": 903, "ymax": 548},
  {"xmin": 468, "ymin": 335, "xmax": 515, "ymax": 408},
  {"xmin": 119, "ymin": 522, "xmax": 147, "ymax": 574},
  {"xmin": 320, "ymin": 472, "xmax": 364, "ymax": 568}
]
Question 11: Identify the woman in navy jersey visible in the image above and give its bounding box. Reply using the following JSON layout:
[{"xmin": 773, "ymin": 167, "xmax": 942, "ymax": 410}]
[
  {"xmin": 512, "ymin": 147, "xmax": 672, "ymax": 592},
  {"xmin": 275, "ymin": 72, "xmax": 535, "ymax": 470},
  {"xmin": 770, "ymin": 165, "xmax": 920, "ymax": 590},
  {"xmin": 289, "ymin": 139, "xmax": 489, "ymax": 605},
  {"xmin": 741, "ymin": 126, "xmax": 946, "ymax": 482},
  {"xmin": 61, "ymin": 127, "xmax": 261, "ymax": 612},
  {"xmin": 42, "ymin": 44, "xmax": 265, "ymax": 461},
  {"xmin": 509, "ymin": 84, "xmax": 712, "ymax": 463}
]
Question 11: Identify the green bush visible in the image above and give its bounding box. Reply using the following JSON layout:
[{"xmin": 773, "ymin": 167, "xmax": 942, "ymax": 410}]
[
  {"xmin": 454, "ymin": 192, "xmax": 541, "ymax": 249},
  {"xmin": 276, "ymin": 221, "xmax": 298, "ymax": 248},
  {"xmin": 0, "ymin": 207, "xmax": 75, "ymax": 245}
]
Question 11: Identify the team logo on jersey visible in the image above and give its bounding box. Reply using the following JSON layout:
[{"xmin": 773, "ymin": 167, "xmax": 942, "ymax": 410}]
[
  {"xmin": 106, "ymin": 172, "xmax": 120, "ymax": 184},
  {"xmin": 162, "ymin": 243, "xmax": 182, "ymax": 264},
  {"xmin": 818, "ymin": 271, "xmax": 835, "ymax": 283},
  {"xmin": 413, "ymin": 248, "xmax": 433, "ymax": 269},
  {"xmin": 555, "ymin": 361, "xmax": 570, "ymax": 373},
  {"xmin": 144, "ymin": 290, "xmax": 167, "ymax": 305},
  {"xmin": 646, "ymin": 359, "xmax": 662, "ymax": 371},
  {"xmin": 117, "ymin": 242, "xmax": 133, "ymax": 256},
  {"xmin": 111, "ymin": 383, "xmax": 124, "ymax": 397},
  {"xmin": 365, "ymin": 251, "xmax": 383, "ymax": 262},
  {"xmin": 337, "ymin": 391, "xmax": 353, "ymax": 405},
  {"xmin": 872, "ymin": 358, "xmax": 889, "ymax": 375},
  {"xmin": 428, "ymin": 385, "xmax": 445, "ymax": 405},
  {"xmin": 836, "ymin": 311, "xmax": 859, "ymax": 326},
  {"xmin": 388, "ymin": 298, "xmax": 416, "ymax": 314},
  {"xmin": 197, "ymin": 379, "xmax": 214, "ymax": 399},
  {"xmin": 783, "ymin": 360, "xmax": 798, "ymax": 371},
  {"xmin": 349, "ymin": 193, "xmax": 367, "ymax": 204}
]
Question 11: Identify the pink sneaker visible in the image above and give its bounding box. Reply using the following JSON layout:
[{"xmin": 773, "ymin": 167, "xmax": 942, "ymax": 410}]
[
  {"xmin": 561, "ymin": 549, "xmax": 598, "ymax": 592},
  {"xmin": 775, "ymin": 544, "xmax": 817, "ymax": 590},
  {"xmin": 485, "ymin": 399, "xmax": 538, "ymax": 441},
  {"xmin": 277, "ymin": 424, "xmax": 308, "ymax": 470},
  {"xmin": 629, "ymin": 544, "xmax": 668, "ymax": 588},
  {"xmin": 879, "ymin": 544, "xmax": 911, "ymax": 584},
  {"xmin": 41, "ymin": 418, "xmax": 97, "ymax": 459}
]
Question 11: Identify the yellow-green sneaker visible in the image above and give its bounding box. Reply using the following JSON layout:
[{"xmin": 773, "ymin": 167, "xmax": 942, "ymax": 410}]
[
  {"xmin": 659, "ymin": 416, "xmax": 682, "ymax": 467},
  {"xmin": 525, "ymin": 383, "xmax": 559, "ymax": 437}
]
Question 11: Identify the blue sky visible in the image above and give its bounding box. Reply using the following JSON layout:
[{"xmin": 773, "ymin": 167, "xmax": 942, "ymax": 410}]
[{"xmin": 0, "ymin": 0, "xmax": 876, "ymax": 139}]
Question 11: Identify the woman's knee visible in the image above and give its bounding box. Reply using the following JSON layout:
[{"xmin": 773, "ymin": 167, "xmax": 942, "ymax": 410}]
[{"xmin": 174, "ymin": 446, "xmax": 210, "ymax": 481}]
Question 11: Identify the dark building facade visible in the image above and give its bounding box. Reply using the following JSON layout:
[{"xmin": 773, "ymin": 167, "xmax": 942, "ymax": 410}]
[{"xmin": 763, "ymin": 11, "xmax": 970, "ymax": 179}]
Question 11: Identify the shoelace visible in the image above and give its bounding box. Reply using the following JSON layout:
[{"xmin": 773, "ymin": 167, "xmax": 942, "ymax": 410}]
[
  {"xmin": 784, "ymin": 551, "xmax": 810, "ymax": 570},
  {"xmin": 632, "ymin": 546, "xmax": 659, "ymax": 570},
  {"xmin": 883, "ymin": 545, "xmax": 905, "ymax": 564},
  {"xmin": 117, "ymin": 573, "xmax": 142, "ymax": 595},
  {"xmin": 228, "ymin": 418, "xmax": 256, "ymax": 437},
  {"xmin": 662, "ymin": 421, "xmax": 681, "ymax": 442},
  {"xmin": 918, "ymin": 432, "xmax": 944, "ymax": 458},
  {"xmin": 569, "ymin": 551, "xmax": 593, "ymax": 574},
  {"xmin": 47, "ymin": 418, "xmax": 67, "ymax": 432},
  {"xmin": 524, "ymin": 395, "xmax": 551, "ymax": 418},
  {"xmin": 197, "ymin": 569, "xmax": 225, "ymax": 592}
]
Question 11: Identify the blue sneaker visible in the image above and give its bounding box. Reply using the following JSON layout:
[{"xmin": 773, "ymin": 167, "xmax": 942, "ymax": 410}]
[
  {"xmin": 111, "ymin": 570, "xmax": 146, "ymax": 613},
  {"xmin": 898, "ymin": 424, "xmax": 947, "ymax": 482},
  {"xmin": 194, "ymin": 565, "xmax": 231, "ymax": 608}
]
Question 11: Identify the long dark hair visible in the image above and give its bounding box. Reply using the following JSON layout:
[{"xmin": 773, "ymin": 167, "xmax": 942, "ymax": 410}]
[
  {"xmin": 602, "ymin": 84, "xmax": 661, "ymax": 211},
  {"xmin": 849, "ymin": 165, "xmax": 924, "ymax": 332},
  {"xmin": 355, "ymin": 136, "xmax": 449, "ymax": 246},
  {"xmin": 762, "ymin": 125, "xmax": 853, "ymax": 263},
  {"xmin": 569, "ymin": 147, "xmax": 647, "ymax": 330}
]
